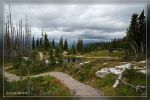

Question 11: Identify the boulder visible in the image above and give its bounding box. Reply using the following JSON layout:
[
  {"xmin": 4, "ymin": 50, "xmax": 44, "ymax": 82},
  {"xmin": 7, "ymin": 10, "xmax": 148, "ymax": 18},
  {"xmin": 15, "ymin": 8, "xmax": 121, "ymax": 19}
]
[
  {"xmin": 38, "ymin": 52, "xmax": 43, "ymax": 61},
  {"xmin": 85, "ymin": 61, "xmax": 90, "ymax": 64},
  {"xmin": 56, "ymin": 61, "xmax": 59, "ymax": 64},
  {"xmin": 109, "ymin": 68, "xmax": 122, "ymax": 75},
  {"xmin": 115, "ymin": 63, "xmax": 132, "ymax": 69},
  {"xmin": 139, "ymin": 70, "xmax": 146, "ymax": 74},
  {"xmin": 103, "ymin": 62, "xmax": 108, "ymax": 66},
  {"xmin": 45, "ymin": 60, "xmax": 49, "ymax": 64},
  {"xmin": 22, "ymin": 57, "xmax": 29, "ymax": 61},
  {"xmin": 139, "ymin": 60, "xmax": 146, "ymax": 64},
  {"xmin": 95, "ymin": 68, "xmax": 110, "ymax": 78}
]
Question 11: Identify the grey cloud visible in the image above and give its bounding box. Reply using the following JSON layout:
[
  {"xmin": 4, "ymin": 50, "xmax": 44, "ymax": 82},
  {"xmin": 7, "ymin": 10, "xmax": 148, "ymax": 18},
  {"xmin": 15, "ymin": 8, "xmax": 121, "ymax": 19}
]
[{"xmin": 4, "ymin": 4, "xmax": 145, "ymax": 42}]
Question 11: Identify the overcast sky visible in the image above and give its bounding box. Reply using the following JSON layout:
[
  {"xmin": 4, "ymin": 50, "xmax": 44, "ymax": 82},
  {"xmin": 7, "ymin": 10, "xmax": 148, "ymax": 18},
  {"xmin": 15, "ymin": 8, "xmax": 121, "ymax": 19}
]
[{"xmin": 5, "ymin": 4, "xmax": 145, "ymax": 44}]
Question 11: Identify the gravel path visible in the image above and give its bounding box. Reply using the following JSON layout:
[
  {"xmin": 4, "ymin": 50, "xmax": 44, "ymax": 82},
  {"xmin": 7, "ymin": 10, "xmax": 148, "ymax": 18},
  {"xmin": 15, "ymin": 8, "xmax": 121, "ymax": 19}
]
[
  {"xmin": 30, "ymin": 72, "xmax": 102, "ymax": 96},
  {"xmin": 4, "ymin": 71, "xmax": 102, "ymax": 96},
  {"xmin": 4, "ymin": 71, "xmax": 20, "ymax": 81}
]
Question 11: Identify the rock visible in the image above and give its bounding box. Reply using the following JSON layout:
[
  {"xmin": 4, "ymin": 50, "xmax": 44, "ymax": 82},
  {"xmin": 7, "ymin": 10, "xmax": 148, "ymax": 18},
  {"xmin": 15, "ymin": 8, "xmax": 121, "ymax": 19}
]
[
  {"xmin": 139, "ymin": 60, "xmax": 146, "ymax": 64},
  {"xmin": 4, "ymin": 66, "xmax": 13, "ymax": 70},
  {"xmin": 38, "ymin": 52, "xmax": 43, "ymax": 61},
  {"xmin": 63, "ymin": 51, "xmax": 69, "ymax": 55},
  {"xmin": 86, "ymin": 82, "xmax": 89, "ymax": 84},
  {"xmin": 85, "ymin": 61, "xmax": 90, "ymax": 64},
  {"xmin": 22, "ymin": 57, "xmax": 29, "ymax": 61},
  {"xmin": 45, "ymin": 60, "xmax": 49, "ymax": 64},
  {"xmin": 56, "ymin": 61, "xmax": 59, "ymax": 64},
  {"xmin": 139, "ymin": 70, "xmax": 146, "ymax": 74},
  {"xmin": 115, "ymin": 63, "xmax": 132, "ymax": 69},
  {"xmin": 95, "ymin": 68, "xmax": 110, "ymax": 78},
  {"xmin": 109, "ymin": 68, "xmax": 122, "ymax": 75},
  {"xmin": 122, "ymin": 62, "xmax": 127, "ymax": 64},
  {"xmin": 103, "ymin": 62, "xmax": 108, "ymax": 66},
  {"xmin": 134, "ymin": 66, "xmax": 145, "ymax": 70},
  {"xmin": 79, "ymin": 63, "xmax": 84, "ymax": 65}
]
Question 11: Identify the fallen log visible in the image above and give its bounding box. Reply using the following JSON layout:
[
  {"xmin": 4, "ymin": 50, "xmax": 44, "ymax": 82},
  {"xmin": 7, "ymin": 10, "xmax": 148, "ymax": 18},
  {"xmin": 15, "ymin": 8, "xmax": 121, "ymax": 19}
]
[
  {"xmin": 109, "ymin": 69, "xmax": 137, "ymax": 89},
  {"xmin": 112, "ymin": 68, "xmax": 125, "ymax": 88}
]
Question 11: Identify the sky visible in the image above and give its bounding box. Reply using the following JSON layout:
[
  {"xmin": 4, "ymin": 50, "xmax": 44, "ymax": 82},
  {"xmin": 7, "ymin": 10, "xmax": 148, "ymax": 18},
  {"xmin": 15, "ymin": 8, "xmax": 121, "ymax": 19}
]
[{"xmin": 4, "ymin": 4, "xmax": 145, "ymax": 44}]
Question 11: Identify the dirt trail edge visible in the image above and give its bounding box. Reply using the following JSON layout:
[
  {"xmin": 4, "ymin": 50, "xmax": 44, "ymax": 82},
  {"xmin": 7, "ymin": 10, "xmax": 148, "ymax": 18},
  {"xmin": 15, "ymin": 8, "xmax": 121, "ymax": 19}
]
[{"xmin": 4, "ymin": 71, "xmax": 102, "ymax": 96}]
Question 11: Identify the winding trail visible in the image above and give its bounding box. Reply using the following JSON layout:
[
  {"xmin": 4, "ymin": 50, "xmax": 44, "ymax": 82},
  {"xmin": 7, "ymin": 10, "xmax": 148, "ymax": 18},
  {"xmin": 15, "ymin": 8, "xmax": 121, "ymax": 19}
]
[
  {"xmin": 4, "ymin": 71, "xmax": 20, "ymax": 81},
  {"xmin": 4, "ymin": 71, "xmax": 102, "ymax": 96}
]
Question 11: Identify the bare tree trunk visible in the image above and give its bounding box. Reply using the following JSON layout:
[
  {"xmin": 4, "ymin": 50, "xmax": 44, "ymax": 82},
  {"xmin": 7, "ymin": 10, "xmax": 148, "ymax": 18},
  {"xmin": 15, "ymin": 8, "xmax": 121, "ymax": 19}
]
[
  {"xmin": 4, "ymin": 5, "xmax": 32, "ymax": 64},
  {"xmin": 113, "ymin": 68, "xmax": 125, "ymax": 88}
]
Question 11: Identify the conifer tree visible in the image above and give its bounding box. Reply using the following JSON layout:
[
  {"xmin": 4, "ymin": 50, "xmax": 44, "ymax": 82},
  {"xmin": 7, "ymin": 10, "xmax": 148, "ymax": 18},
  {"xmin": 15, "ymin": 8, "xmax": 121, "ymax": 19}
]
[
  {"xmin": 138, "ymin": 10, "xmax": 146, "ymax": 54},
  {"xmin": 36, "ymin": 38, "xmax": 40, "ymax": 48},
  {"xmin": 80, "ymin": 38, "xmax": 84, "ymax": 54},
  {"xmin": 32, "ymin": 36, "xmax": 35, "ymax": 49},
  {"xmin": 52, "ymin": 38, "xmax": 55, "ymax": 49},
  {"xmin": 64, "ymin": 38, "xmax": 68, "ymax": 50},
  {"xmin": 49, "ymin": 48, "xmax": 56, "ymax": 65},
  {"xmin": 72, "ymin": 41, "xmax": 76, "ymax": 54},
  {"xmin": 59, "ymin": 36, "xmax": 63, "ymax": 50},
  {"xmin": 40, "ymin": 37, "xmax": 43, "ymax": 48},
  {"xmin": 44, "ymin": 33, "xmax": 49, "ymax": 50},
  {"xmin": 77, "ymin": 38, "xmax": 84, "ymax": 54}
]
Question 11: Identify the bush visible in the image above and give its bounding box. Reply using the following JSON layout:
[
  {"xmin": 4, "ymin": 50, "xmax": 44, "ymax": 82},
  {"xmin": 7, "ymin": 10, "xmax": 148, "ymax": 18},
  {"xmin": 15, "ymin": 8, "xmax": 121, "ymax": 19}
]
[
  {"xmin": 116, "ymin": 83, "xmax": 142, "ymax": 96},
  {"xmin": 123, "ymin": 68, "xmax": 146, "ymax": 85},
  {"xmin": 116, "ymin": 84, "xmax": 129, "ymax": 96},
  {"xmin": 13, "ymin": 57, "xmax": 22, "ymax": 69},
  {"xmin": 116, "ymin": 68, "xmax": 146, "ymax": 96},
  {"xmin": 96, "ymin": 74, "xmax": 115, "ymax": 88},
  {"xmin": 30, "ymin": 61, "xmax": 48, "ymax": 74}
]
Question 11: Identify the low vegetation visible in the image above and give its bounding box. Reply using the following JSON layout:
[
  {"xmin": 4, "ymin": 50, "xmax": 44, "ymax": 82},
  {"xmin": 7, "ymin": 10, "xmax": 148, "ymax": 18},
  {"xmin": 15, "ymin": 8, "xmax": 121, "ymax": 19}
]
[
  {"xmin": 84, "ymin": 50, "xmax": 124, "ymax": 58},
  {"xmin": 60, "ymin": 60, "xmax": 146, "ymax": 96},
  {"xmin": 4, "ymin": 75, "xmax": 71, "ymax": 96},
  {"xmin": 5, "ymin": 58, "xmax": 60, "ymax": 76}
]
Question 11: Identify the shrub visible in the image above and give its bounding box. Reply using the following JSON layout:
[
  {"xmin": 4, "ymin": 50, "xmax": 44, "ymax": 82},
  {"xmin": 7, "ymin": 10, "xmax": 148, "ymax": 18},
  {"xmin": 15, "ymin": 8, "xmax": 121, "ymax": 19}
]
[
  {"xmin": 123, "ymin": 68, "xmax": 146, "ymax": 85},
  {"xmin": 13, "ymin": 57, "xmax": 22, "ymax": 69},
  {"xmin": 116, "ymin": 84, "xmax": 129, "ymax": 96},
  {"xmin": 96, "ymin": 74, "xmax": 115, "ymax": 88},
  {"xmin": 116, "ymin": 68, "xmax": 146, "ymax": 96}
]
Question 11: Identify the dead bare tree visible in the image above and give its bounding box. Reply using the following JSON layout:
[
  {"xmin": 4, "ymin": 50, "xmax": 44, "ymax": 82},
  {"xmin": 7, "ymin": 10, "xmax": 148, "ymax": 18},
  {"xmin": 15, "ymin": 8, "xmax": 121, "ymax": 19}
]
[{"xmin": 4, "ymin": 5, "xmax": 32, "ymax": 63}]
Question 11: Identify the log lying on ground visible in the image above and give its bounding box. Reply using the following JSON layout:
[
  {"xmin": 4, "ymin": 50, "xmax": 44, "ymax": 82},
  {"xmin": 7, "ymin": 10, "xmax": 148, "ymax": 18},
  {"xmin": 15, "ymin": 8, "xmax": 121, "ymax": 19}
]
[
  {"xmin": 112, "ymin": 63, "xmax": 132, "ymax": 88},
  {"xmin": 95, "ymin": 63, "xmax": 132, "ymax": 78},
  {"xmin": 96, "ymin": 62, "xmax": 146, "ymax": 89},
  {"xmin": 112, "ymin": 68, "xmax": 125, "ymax": 88},
  {"xmin": 111, "ymin": 71, "xmax": 137, "ymax": 89}
]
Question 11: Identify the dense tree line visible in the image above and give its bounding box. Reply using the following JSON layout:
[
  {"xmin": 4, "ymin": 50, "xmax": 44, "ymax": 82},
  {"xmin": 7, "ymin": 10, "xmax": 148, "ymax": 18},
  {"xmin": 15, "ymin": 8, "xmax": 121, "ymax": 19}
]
[{"xmin": 32, "ymin": 33, "xmax": 85, "ymax": 55}]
